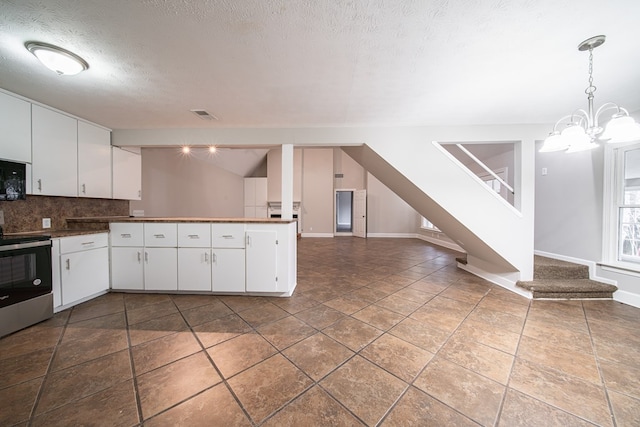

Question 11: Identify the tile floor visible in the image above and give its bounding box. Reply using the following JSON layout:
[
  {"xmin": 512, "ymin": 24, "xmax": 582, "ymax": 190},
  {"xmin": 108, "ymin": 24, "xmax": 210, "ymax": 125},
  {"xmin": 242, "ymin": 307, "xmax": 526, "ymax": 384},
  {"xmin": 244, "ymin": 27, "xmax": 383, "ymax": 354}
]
[{"xmin": 1, "ymin": 237, "xmax": 640, "ymax": 426}]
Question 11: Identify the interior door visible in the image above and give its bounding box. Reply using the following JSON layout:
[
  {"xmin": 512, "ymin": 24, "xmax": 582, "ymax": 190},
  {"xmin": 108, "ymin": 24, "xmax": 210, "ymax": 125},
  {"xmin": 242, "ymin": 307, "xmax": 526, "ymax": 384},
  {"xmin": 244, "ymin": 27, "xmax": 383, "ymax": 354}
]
[{"xmin": 353, "ymin": 190, "xmax": 367, "ymax": 238}]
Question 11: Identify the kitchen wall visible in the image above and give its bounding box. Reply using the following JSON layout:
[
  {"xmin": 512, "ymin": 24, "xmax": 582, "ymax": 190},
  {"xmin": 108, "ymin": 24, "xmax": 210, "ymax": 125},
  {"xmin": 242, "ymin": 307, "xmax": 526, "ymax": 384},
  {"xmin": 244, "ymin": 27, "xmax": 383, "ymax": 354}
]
[
  {"xmin": 0, "ymin": 195, "xmax": 128, "ymax": 233},
  {"xmin": 130, "ymin": 148, "xmax": 244, "ymax": 217}
]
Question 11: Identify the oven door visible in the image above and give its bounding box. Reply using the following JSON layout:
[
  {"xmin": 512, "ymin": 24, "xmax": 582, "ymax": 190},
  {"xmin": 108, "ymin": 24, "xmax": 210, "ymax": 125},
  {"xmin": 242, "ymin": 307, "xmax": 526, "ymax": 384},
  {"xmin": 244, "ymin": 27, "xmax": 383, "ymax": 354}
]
[{"xmin": 0, "ymin": 240, "xmax": 52, "ymax": 308}]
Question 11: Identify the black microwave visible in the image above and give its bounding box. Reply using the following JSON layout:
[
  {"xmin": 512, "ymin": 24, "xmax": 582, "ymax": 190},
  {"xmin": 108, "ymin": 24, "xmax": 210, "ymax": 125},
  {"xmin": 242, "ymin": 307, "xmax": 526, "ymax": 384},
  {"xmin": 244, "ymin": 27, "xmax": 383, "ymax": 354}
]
[{"xmin": 0, "ymin": 160, "xmax": 27, "ymax": 201}]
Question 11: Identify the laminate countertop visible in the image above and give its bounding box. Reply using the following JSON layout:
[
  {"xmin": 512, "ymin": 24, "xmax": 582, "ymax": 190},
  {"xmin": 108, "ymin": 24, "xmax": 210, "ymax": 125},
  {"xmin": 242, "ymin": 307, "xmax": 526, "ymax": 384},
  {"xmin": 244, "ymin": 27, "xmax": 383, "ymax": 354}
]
[{"xmin": 66, "ymin": 216, "xmax": 297, "ymax": 224}]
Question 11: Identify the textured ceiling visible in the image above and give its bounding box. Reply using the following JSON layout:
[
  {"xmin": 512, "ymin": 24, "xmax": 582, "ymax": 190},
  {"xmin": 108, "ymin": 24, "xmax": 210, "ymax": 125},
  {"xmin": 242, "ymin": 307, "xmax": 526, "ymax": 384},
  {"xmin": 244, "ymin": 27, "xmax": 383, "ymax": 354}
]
[{"xmin": 1, "ymin": 0, "xmax": 639, "ymax": 131}]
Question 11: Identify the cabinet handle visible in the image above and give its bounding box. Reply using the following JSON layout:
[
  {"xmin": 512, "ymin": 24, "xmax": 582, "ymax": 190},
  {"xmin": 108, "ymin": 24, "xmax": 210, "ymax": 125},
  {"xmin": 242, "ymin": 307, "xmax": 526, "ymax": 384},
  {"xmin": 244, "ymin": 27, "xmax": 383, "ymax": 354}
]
[
  {"xmin": 144, "ymin": 252, "xmax": 148, "ymax": 262},
  {"xmin": 213, "ymin": 253, "xmax": 217, "ymax": 263},
  {"xmin": 65, "ymin": 258, "xmax": 70, "ymax": 270},
  {"xmin": 154, "ymin": 234, "xmax": 165, "ymax": 238},
  {"xmin": 188, "ymin": 234, "xmax": 200, "ymax": 239},
  {"xmin": 138, "ymin": 190, "xmax": 141, "ymax": 198},
  {"xmin": 121, "ymin": 233, "xmax": 131, "ymax": 238},
  {"xmin": 37, "ymin": 179, "xmax": 42, "ymax": 191},
  {"xmin": 246, "ymin": 235, "xmax": 251, "ymax": 246},
  {"xmin": 82, "ymin": 183, "xmax": 86, "ymax": 194},
  {"xmin": 204, "ymin": 252, "xmax": 209, "ymax": 263},
  {"xmin": 222, "ymin": 235, "xmax": 233, "ymax": 239},
  {"xmin": 81, "ymin": 241, "xmax": 94, "ymax": 246},
  {"xmin": 137, "ymin": 251, "xmax": 141, "ymax": 263}
]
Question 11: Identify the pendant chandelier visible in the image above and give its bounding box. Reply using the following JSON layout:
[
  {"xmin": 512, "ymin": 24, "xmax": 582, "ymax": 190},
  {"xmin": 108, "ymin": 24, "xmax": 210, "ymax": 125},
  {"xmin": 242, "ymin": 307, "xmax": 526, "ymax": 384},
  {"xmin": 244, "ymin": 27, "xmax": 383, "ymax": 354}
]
[{"xmin": 540, "ymin": 35, "xmax": 640, "ymax": 153}]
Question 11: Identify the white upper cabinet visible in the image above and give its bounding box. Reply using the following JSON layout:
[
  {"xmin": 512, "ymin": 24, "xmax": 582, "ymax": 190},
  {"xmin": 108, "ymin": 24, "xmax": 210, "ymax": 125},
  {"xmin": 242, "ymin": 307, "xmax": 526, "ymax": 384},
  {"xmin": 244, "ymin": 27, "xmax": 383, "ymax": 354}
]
[
  {"xmin": 112, "ymin": 146, "xmax": 142, "ymax": 200},
  {"xmin": 78, "ymin": 121, "xmax": 112, "ymax": 198},
  {"xmin": 244, "ymin": 177, "xmax": 268, "ymax": 218},
  {"xmin": 0, "ymin": 91, "xmax": 31, "ymax": 163},
  {"xmin": 31, "ymin": 105, "xmax": 78, "ymax": 197}
]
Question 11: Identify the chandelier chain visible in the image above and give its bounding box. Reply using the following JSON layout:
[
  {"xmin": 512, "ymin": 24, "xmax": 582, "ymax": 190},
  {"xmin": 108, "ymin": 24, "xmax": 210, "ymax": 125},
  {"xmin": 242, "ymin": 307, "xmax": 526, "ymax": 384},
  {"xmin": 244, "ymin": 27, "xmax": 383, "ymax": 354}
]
[{"xmin": 586, "ymin": 47, "xmax": 596, "ymax": 95}]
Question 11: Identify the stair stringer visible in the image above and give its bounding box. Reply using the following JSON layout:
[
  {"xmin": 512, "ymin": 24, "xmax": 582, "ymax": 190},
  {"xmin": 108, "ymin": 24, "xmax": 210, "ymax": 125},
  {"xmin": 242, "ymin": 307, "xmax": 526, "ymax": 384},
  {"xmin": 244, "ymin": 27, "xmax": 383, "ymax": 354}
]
[{"xmin": 342, "ymin": 141, "xmax": 534, "ymax": 284}]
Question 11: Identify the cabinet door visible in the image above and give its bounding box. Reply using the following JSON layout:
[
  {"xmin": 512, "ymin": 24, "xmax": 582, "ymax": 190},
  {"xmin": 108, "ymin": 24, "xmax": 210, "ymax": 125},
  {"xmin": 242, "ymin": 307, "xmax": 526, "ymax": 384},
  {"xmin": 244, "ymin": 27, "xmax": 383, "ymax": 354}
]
[
  {"xmin": 245, "ymin": 231, "xmax": 277, "ymax": 292},
  {"xmin": 254, "ymin": 178, "xmax": 268, "ymax": 206},
  {"xmin": 178, "ymin": 248, "xmax": 212, "ymax": 291},
  {"xmin": 78, "ymin": 121, "xmax": 111, "ymax": 198},
  {"xmin": 244, "ymin": 206, "xmax": 256, "ymax": 218},
  {"xmin": 61, "ymin": 247, "xmax": 109, "ymax": 305},
  {"xmin": 110, "ymin": 247, "xmax": 144, "ymax": 290},
  {"xmin": 212, "ymin": 249, "xmax": 245, "ymax": 292},
  {"xmin": 244, "ymin": 178, "xmax": 256, "ymax": 206},
  {"xmin": 0, "ymin": 91, "xmax": 31, "ymax": 163},
  {"xmin": 32, "ymin": 105, "xmax": 78, "ymax": 196},
  {"xmin": 112, "ymin": 147, "xmax": 141, "ymax": 200},
  {"xmin": 144, "ymin": 248, "xmax": 178, "ymax": 291},
  {"xmin": 255, "ymin": 206, "xmax": 268, "ymax": 219}
]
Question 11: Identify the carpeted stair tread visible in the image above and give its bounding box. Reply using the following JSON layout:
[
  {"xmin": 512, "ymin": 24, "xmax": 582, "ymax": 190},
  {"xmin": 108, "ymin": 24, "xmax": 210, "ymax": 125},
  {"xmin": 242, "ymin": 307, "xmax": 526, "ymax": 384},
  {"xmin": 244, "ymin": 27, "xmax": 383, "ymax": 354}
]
[
  {"xmin": 517, "ymin": 278, "xmax": 617, "ymax": 294},
  {"xmin": 533, "ymin": 256, "xmax": 589, "ymax": 280},
  {"xmin": 517, "ymin": 257, "xmax": 617, "ymax": 300}
]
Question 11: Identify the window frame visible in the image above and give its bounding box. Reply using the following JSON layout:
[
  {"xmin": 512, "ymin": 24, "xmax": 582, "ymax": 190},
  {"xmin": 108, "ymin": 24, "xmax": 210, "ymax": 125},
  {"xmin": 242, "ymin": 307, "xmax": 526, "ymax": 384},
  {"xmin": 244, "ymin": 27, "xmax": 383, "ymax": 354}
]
[{"xmin": 603, "ymin": 140, "xmax": 640, "ymax": 272}]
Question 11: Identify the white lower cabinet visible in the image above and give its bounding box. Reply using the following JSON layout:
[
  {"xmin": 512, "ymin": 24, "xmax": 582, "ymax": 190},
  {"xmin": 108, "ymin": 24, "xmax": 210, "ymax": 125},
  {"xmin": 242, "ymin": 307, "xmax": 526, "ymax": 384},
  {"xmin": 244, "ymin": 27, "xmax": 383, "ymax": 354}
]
[
  {"xmin": 58, "ymin": 233, "xmax": 109, "ymax": 308},
  {"xmin": 110, "ymin": 247, "xmax": 144, "ymax": 290},
  {"xmin": 178, "ymin": 248, "xmax": 212, "ymax": 291},
  {"xmin": 109, "ymin": 221, "xmax": 296, "ymax": 295},
  {"xmin": 212, "ymin": 249, "xmax": 245, "ymax": 292},
  {"xmin": 144, "ymin": 248, "xmax": 178, "ymax": 291},
  {"xmin": 245, "ymin": 230, "xmax": 278, "ymax": 292}
]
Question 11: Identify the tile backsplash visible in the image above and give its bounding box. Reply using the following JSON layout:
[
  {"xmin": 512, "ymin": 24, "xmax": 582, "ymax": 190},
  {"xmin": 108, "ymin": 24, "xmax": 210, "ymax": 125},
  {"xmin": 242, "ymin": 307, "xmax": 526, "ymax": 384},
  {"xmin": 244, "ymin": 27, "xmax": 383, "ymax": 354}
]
[{"xmin": 0, "ymin": 195, "xmax": 128, "ymax": 233}]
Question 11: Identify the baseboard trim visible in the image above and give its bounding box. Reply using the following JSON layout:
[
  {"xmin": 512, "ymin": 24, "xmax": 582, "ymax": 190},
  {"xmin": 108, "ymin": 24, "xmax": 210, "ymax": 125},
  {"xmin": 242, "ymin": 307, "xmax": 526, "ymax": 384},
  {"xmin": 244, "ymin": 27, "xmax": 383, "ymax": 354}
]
[
  {"xmin": 612, "ymin": 290, "xmax": 640, "ymax": 308},
  {"xmin": 457, "ymin": 262, "xmax": 532, "ymax": 299},
  {"xmin": 366, "ymin": 233, "xmax": 416, "ymax": 238},
  {"xmin": 301, "ymin": 233, "xmax": 334, "ymax": 238},
  {"xmin": 415, "ymin": 234, "xmax": 465, "ymax": 252}
]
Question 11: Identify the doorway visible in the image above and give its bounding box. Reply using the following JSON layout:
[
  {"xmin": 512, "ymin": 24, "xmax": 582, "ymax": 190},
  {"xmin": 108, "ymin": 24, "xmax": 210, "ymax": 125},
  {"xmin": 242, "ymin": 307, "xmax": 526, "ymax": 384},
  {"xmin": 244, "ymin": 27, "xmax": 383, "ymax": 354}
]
[
  {"xmin": 335, "ymin": 189, "xmax": 367, "ymax": 238},
  {"xmin": 335, "ymin": 190, "xmax": 353, "ymax": 233}
]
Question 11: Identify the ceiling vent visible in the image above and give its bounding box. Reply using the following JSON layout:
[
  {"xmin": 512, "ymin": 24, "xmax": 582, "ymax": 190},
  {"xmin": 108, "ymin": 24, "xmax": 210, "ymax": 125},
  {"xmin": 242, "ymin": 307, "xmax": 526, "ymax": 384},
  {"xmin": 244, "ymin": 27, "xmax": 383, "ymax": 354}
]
[{"xmin": 190, "ymin": 109, "xmax": 218, "ymax": 120}]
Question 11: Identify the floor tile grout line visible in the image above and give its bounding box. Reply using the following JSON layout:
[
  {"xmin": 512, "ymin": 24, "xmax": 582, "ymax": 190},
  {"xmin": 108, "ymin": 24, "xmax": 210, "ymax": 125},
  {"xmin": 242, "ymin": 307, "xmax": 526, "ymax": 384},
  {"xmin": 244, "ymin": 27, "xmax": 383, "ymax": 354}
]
[
  {"xmin": 392, "ymin": 285, "xmax": 498, "ymax": 427},
  {"xmin": 123, "ymin": 299, "xmax": 146, "ymax": 426},
  {"xmin": 493, "ymin": 297, "xmax": 532, "ymax": 426},
  {"xmin": 581, "ymin": 301, "xmax": 619, "ymax": 427},
  {"xmin": 26, "ymin": 309, "xmax": 72, "ymax": 426},
  {"xmin": 172, "ymin": 295, "xmax": 260, "ymax": 427}
]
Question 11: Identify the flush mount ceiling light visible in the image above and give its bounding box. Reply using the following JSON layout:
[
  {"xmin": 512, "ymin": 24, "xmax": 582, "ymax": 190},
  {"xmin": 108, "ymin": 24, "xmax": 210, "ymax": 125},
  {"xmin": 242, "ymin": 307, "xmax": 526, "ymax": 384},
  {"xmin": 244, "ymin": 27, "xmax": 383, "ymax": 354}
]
[
  {"xmin": 25, "ymin": 41, "xmax": 89, "ymax": 76},
  {"xmin": 540, "ymin": 35, "xmax": 640, "ymax": 153}
]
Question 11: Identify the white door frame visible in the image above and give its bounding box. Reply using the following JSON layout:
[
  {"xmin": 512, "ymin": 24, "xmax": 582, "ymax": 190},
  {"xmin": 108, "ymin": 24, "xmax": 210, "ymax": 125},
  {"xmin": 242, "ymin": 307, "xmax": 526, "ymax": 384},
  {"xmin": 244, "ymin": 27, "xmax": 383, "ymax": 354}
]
[{"xmin": 334, "ymin": 188, "xmax": 355, "ymax": 236}]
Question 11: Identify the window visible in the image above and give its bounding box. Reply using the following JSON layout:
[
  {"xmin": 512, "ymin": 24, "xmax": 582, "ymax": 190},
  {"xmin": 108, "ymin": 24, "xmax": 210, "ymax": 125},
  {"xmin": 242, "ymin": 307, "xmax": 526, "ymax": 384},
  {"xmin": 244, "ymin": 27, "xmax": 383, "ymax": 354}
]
[
  {"xmin": 618, "ymin": 145, "xmax": 640, "ymax": 264},
  {"xmin": 605, "ymin": 142, "xmax": 640, "ymax": 269},
  {"xmin": 421, "ymin": 216, "xmax": 439, "ymax": 231}
]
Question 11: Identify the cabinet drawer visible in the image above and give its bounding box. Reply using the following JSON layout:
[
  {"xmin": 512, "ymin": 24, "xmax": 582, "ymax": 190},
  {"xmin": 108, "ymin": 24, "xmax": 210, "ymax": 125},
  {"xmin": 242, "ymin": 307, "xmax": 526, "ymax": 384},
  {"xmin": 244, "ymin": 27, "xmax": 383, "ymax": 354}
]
[
  {"xmin": 60, "ymin": 233, "xmax": 108, "ymax": 254},
  {"xmin": 144, "ymin": 223, "xmax": 178, "ymax": 247},
  {"xmin": 110, "ymin": 223, "xmax": 143, "ymax": 246},
  {"xmin": 178, "ymin": 224, "xmax": 211, "ymax": 247},
  {"xmin": 212, "ymin": 224, "xmax": 245, "ymax": 248}
]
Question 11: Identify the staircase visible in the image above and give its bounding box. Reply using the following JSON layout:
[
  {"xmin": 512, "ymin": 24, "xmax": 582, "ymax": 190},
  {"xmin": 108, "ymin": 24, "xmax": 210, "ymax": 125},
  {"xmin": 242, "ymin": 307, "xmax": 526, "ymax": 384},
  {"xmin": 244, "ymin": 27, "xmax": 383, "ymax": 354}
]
[{"xmin": 516, "ymin": 256, "xmax": 617, "ymax": 299}]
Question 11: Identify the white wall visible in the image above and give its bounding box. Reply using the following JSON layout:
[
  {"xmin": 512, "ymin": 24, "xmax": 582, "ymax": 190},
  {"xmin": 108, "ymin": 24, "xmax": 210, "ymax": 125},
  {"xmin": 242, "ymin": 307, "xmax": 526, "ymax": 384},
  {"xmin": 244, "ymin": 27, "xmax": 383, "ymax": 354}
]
[
  {"xmin": 367, "ymin": 173, "xmax": 420, "ymax": 235},
  {"xmin": 130, "ymin": 148, "xmax": 244, "ymax": 217},
  {"xmin": 301, "ymin": 148, "xmax": 334, "ymax": 234},
  {"xmin": 334, "ymin": 148, "xmax": 365, "ymax": 190},
  {"xmin": 535, "ymin": 142, "xmax": 604, "ymax": 261}
]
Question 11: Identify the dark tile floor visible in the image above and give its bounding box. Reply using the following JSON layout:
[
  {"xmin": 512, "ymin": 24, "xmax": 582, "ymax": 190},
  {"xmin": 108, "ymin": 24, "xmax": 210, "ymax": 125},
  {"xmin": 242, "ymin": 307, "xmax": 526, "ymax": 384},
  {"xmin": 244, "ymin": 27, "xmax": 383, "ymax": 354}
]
[{"xmin": 1, "ymin": 237, "xmax": 640, "ymax": 426}]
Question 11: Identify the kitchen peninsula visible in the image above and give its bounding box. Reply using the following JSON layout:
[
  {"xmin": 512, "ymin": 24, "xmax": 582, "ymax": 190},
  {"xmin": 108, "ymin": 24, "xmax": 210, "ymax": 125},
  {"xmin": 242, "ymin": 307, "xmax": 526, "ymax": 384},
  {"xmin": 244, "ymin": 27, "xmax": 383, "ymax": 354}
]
[{"xmin": 65, "ymin": 216, "xmax": 297, "ymax": 302}]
